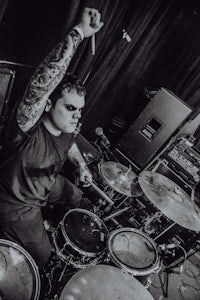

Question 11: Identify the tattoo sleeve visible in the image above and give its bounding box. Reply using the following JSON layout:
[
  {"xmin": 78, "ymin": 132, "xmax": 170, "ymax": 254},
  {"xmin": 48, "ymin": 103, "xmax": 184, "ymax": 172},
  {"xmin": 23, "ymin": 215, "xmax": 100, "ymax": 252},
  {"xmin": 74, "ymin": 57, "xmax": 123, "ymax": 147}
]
[{"xmin": 17, "ymin": 29, "xmax": 82, "ymax": 132}]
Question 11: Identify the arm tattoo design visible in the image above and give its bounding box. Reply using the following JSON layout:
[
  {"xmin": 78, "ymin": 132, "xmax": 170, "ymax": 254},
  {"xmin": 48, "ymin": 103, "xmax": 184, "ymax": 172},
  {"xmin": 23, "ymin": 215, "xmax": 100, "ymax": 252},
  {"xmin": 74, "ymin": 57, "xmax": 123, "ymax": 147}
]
[{"xmin": 17, "ymin": 29, "xmax": 82, "ymax": 132}]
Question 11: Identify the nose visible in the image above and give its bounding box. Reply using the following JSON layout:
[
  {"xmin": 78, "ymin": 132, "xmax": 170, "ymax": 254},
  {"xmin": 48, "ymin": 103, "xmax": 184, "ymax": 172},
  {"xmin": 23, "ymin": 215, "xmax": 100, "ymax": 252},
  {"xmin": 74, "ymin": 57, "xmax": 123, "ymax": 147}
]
[{"xmin": 73, "ymin": 109, "xmax": 81, "ymax": 119}]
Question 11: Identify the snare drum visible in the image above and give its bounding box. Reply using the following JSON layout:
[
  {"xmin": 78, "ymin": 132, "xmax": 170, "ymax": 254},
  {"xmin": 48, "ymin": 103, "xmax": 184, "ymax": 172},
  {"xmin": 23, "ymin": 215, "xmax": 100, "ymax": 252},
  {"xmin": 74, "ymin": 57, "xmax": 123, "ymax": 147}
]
[
  {"xmin": 0, "ymin": 239, "xmax": 40, "ymax": 300},
  {"xmin": 107, "ymin": 228, "xmax": 160, "ymax": 287},
  {"xmin": 52, "ymin": 208, "xmax": 108, "ymax": 269}
]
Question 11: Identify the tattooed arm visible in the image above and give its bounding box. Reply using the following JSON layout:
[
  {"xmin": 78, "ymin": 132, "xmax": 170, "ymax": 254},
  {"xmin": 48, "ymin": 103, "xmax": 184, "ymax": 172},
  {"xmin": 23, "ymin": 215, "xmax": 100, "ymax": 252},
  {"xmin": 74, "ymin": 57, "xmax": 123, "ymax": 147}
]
[
  {"xmin": 17, "ymin": 7, "xmax": 104, "ymax": 132},
  {"xmin": 68, "ymin": 142, "xmax": 92, "ymax": 184}
]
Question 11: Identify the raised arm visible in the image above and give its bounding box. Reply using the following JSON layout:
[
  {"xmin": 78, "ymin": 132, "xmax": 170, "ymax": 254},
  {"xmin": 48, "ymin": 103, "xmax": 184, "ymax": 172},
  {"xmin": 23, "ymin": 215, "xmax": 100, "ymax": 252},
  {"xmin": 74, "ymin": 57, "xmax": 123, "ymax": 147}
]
[{"xmin": 17, "ymin": 7, "xmax": 103, "ymax": 132}]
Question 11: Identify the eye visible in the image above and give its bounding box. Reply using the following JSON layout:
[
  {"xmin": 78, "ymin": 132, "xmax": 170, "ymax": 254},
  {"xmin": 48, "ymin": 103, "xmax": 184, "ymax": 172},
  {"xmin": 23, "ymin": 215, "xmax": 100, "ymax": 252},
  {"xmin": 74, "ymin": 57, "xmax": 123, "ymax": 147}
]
[{"xmin": 65, "ymin": 104, "xmax": 76, "ymax": 111}]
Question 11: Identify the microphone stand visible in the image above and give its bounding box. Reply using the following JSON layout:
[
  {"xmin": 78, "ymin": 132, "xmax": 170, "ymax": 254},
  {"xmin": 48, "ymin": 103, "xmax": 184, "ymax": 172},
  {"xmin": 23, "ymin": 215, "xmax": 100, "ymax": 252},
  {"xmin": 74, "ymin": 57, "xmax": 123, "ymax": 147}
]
[{"xmin": 96, "ymin": 142, "xmax": 119, "ymax": 162}]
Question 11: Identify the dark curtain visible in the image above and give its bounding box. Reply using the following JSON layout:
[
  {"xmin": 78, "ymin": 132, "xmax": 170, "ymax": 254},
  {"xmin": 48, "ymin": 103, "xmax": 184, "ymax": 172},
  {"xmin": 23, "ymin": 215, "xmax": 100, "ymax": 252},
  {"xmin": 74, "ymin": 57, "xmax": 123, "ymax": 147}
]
[
  {"xmin": 59, "ymin": 0, "xmax": 200, "ymax": 139},
  {"xmin": 1, "ymin": 0, "xmax": 200, "ymax": 140},
  {"xmin": 0, "ymin": 0, "xmax": 8, "ymax": 23}
]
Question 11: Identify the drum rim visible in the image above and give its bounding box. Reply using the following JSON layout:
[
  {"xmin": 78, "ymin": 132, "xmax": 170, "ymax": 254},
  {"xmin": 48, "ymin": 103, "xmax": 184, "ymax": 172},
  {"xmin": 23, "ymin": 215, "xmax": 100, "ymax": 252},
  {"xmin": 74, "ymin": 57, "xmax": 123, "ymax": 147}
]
[
  {"xmin": 0, "ymin": 239, "xmax": 41, "ymax": 300},
  {"xmin": 107, "ymin": 228, "xmax": 160, "ymax": 276},
  {"xmin": 61, "ymin": 208, "xmax": 108, "ymax": 257}
]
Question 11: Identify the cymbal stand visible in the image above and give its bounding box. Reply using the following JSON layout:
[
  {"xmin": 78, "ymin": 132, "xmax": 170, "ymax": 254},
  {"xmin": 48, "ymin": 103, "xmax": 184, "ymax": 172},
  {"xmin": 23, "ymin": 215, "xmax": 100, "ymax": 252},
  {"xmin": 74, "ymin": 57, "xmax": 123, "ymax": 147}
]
[
  {"xmin": 157, "ymin": 264, "xmax": 180, "ymax": 298},
  {"xmin": 157, "ymin": 245, "xmax": 187, "ymax": 298},
  {"xmin": 99, "ymin": 144, "xmax": 119, "ymax": 162}
]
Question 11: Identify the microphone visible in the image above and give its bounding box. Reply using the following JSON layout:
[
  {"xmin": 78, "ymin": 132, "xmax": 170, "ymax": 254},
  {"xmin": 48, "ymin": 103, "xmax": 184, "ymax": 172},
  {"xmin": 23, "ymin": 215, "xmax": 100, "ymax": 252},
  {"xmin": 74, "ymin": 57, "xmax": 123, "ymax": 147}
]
[
  {"xmin": 159, "ymin": 243, "xmax": 177, "ymax": 250},
  {"xmin": 95, "ymin": 127, "xmax": 110, "ymax": 147}
]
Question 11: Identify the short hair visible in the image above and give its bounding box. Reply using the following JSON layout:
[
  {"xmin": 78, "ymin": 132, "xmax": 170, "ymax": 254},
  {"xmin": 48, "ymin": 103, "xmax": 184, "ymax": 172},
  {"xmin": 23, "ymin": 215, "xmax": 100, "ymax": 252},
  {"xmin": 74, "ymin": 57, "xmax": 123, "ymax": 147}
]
[{"xmin": 49, "ymin": 73, "xmax": 86, "ymax": 105}]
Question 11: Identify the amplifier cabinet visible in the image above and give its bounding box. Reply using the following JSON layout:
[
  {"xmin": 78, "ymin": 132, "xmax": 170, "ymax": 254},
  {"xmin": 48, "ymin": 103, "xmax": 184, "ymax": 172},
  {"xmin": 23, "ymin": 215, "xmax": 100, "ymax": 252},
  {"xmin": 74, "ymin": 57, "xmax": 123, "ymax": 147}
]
[{"xmin": 118, "ymin": 88, "xmax": 192, "ymax": 170}]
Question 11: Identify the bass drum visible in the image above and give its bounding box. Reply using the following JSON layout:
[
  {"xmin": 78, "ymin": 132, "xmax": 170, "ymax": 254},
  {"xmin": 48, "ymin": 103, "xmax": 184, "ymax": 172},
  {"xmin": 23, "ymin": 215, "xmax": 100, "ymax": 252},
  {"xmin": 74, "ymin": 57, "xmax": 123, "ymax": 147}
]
[
  {"xmin": 107, "ymin": 228, "xmax": 160, "ymax": 287},
  {"xmin": 0, "ymin": 239, "xmax": 41, "ymax": 300},
  {"xmin": 52, "ymin": 208, "xmax": 108, "ymax": 269}
]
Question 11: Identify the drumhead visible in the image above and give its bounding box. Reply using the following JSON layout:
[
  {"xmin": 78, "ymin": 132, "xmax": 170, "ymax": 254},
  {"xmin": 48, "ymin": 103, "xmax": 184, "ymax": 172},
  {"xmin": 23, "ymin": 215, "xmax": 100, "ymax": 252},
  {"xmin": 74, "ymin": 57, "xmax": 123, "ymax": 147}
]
[
  {"xmin": 59, "ymin": 264, "xmax": 155, "ymax": 300},
  {"xmin": 0, "ymin": 239, "xmax": 40, "ymax": 300},
  {"xmin": 61, "ymin": 209, "xmax": 108, "ymax": 256},
  {"xmin": 108, "ymin": 228, "xmax": 159, "ymax": 276}
]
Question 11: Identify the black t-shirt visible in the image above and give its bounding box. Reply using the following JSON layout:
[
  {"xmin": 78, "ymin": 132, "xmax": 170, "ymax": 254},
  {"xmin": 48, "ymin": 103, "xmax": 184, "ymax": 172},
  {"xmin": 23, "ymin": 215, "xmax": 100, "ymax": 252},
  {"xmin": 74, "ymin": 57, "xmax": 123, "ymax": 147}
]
[{"xmin": 0, "ymin": 115, "xmax": 74, "ymax": 208}]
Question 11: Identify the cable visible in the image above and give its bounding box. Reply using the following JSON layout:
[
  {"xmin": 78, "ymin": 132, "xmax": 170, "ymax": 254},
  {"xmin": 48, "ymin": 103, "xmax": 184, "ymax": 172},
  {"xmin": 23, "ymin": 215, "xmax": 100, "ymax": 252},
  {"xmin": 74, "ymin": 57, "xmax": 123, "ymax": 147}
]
[{"xmin": 184, "ymin": 267, "xmax": 200, "ymax": 289}]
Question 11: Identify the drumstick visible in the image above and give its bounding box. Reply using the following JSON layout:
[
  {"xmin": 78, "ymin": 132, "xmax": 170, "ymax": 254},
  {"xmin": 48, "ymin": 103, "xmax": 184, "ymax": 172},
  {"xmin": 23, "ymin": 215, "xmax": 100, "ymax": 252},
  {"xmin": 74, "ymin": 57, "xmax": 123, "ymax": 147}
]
[
  {"xmin": 91, "ymin": 34, "xmax": 95, "ymax": 55},
  {"xmin": 104, "ymin": 206, "xmax": 132, "ymax": 222},
  {"xmin": 90, "ymin": 181, "xmax": 114, "ymax": 205}
]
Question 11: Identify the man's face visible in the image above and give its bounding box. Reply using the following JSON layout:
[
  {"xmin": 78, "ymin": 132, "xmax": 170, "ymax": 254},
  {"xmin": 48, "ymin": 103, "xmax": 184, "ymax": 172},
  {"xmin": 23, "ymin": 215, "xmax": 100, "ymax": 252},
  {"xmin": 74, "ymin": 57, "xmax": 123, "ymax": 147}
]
[{"xmin": 48, "ymin": 91, "xmax": 85, "ymax": 134}]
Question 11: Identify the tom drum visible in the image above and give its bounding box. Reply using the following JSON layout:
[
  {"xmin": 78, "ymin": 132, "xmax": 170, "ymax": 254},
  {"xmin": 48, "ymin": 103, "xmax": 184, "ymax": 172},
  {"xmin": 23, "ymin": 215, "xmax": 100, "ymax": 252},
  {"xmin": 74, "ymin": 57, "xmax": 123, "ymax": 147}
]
[
  {"xmin": 52, "ymin": 208, "xmax": 108, "ymax": 269},
  {"xmin": 107, "ymin": 227, "xmax": 160, "ymax": 287}
]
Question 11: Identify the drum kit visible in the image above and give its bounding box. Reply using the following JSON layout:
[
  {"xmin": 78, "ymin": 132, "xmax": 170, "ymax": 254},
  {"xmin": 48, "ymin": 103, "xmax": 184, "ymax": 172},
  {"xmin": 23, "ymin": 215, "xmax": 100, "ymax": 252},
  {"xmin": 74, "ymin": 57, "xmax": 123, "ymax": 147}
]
[{"xmin": 1, "ymin": 161, "xmax": 200, "ymax": 299}]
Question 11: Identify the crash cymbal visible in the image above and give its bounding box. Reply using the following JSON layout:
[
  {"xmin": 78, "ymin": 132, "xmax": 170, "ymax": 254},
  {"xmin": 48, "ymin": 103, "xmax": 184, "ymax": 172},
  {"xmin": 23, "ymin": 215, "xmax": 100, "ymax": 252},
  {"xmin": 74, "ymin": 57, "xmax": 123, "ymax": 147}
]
[
  {"xmin": 138, "ymin": 171, "xmax": 200, "ymax": 231},
  {"xmin": 0, "ymin": 239, "xmax": 40, "ymax": 300},
  {"xmin": 59, "ymin": 264, "xmax": 155, "ymax": 300},
  {"xmin": 100, "ymin": 161, "xmax": 141, "ymax": 197}
]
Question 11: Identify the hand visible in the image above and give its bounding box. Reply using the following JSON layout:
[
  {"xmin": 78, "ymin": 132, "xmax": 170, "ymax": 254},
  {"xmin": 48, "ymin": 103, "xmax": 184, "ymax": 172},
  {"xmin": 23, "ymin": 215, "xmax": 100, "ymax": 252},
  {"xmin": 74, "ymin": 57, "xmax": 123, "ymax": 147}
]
[
  {"xmin": 77, "ymin": 7, "xmax": 104, "ymax": 38},
  {"xmin": 79, "ymin": 166, "xmax": 93, "ymax": 187}
]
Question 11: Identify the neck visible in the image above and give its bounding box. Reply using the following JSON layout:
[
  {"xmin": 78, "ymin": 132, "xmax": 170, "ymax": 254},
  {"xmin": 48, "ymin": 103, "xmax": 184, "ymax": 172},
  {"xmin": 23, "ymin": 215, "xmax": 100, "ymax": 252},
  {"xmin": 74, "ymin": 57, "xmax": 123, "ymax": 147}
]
[{"xmin": 42, "ymin": 115, "xmax": 62, "ymax": 136}]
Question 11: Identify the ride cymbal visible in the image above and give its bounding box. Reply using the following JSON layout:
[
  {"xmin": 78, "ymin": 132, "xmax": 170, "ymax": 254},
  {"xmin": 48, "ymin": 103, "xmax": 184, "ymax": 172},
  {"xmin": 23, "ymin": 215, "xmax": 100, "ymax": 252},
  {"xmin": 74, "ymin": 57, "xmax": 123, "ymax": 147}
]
[{"xmin": 138, "ymin": 171, "xmax": 200, "ymax": 231}]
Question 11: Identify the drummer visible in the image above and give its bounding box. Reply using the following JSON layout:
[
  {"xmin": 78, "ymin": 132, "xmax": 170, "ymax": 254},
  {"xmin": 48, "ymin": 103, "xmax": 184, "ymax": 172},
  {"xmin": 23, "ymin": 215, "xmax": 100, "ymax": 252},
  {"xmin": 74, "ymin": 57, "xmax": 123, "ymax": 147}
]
[{"xmin": 0, "ymin": 7, "xmax": 103, "ymax": 268}]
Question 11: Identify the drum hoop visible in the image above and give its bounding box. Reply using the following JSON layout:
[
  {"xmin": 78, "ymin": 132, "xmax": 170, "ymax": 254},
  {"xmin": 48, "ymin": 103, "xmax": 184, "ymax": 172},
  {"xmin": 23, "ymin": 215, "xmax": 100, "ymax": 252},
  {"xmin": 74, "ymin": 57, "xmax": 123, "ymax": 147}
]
[
  {"xmin": 0, "ymin": 239, "xmax": 41, "ymax": 300},
  {"xmin": 61, "ymin": 208, "xmax": 108, "ymax": 257},
  {"xmin": 107, "ymin": 228, "xmax": 159, "ymax": 276}
]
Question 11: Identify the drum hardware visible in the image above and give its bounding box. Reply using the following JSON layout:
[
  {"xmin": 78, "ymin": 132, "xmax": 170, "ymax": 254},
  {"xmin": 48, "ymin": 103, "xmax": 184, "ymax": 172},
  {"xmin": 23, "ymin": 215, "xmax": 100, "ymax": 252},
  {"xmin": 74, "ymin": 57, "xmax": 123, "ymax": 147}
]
[
  {"xmin": 143, "ymin": 211, "xmax": 163, "ymax": 235},
  {"xmin": 138, "ymin": 171, "xmax": 200, "ymax": 231},
  {"xmin": 59, "ymin": 264, "xmax": 155, "ymax": 300},
  {"xmin": 157, "ymin": 242, "xmax": 180, "ymax": 263}
]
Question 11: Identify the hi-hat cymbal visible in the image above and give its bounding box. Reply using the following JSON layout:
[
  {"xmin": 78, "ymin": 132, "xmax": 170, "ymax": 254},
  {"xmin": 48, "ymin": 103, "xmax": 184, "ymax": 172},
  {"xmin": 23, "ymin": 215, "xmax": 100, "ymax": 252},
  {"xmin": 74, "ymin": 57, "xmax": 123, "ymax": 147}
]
[
  {"xmin": 138, "ymin": 171, "xmax": 200, "ymax": 231},
  {"xmin": 59, "ymin": 264, "xmax": 155, "ymax": 300},
  {"xmin": 100, "ymin": 161, "xmax": 141, "ymax": 197}
]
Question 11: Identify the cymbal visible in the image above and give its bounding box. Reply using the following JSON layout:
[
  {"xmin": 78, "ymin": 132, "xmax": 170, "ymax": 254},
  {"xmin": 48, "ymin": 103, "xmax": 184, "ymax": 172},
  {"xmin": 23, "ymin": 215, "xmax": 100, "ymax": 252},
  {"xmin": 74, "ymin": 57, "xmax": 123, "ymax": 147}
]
[
  {"xmin": 59, "ymin": 264, "xmax": 155, "ymax": 300},
  {"xmin": 100, "ymin": 161, "xmax": 141, "ymax": 197},
  {"xmin": 0, "ymin": 239, "xmax": 40, "ymax": 300},
  {"xmin": 138, "ymin": 171, "xmax": 200, "ymax": 231}
]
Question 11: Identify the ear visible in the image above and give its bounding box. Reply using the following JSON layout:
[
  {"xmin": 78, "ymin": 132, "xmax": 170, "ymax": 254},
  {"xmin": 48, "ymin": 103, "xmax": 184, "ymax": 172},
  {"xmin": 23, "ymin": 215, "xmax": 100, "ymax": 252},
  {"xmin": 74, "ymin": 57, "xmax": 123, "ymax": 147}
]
[{"xmin": 44, "ymin": 99, "xmax": 52, "ymax": 112}]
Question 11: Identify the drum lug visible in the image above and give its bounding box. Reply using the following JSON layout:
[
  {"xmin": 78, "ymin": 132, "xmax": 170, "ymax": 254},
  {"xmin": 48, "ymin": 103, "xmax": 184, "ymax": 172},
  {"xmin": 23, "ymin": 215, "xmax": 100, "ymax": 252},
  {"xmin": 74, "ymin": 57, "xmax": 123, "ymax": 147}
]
[
  {"xmin": 145, "ymin": 277, "xmax": 152, "ymax": 289},
  {"xmin": 105, "ymin": 253, "xmax": 111, "ymax": 264}
]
